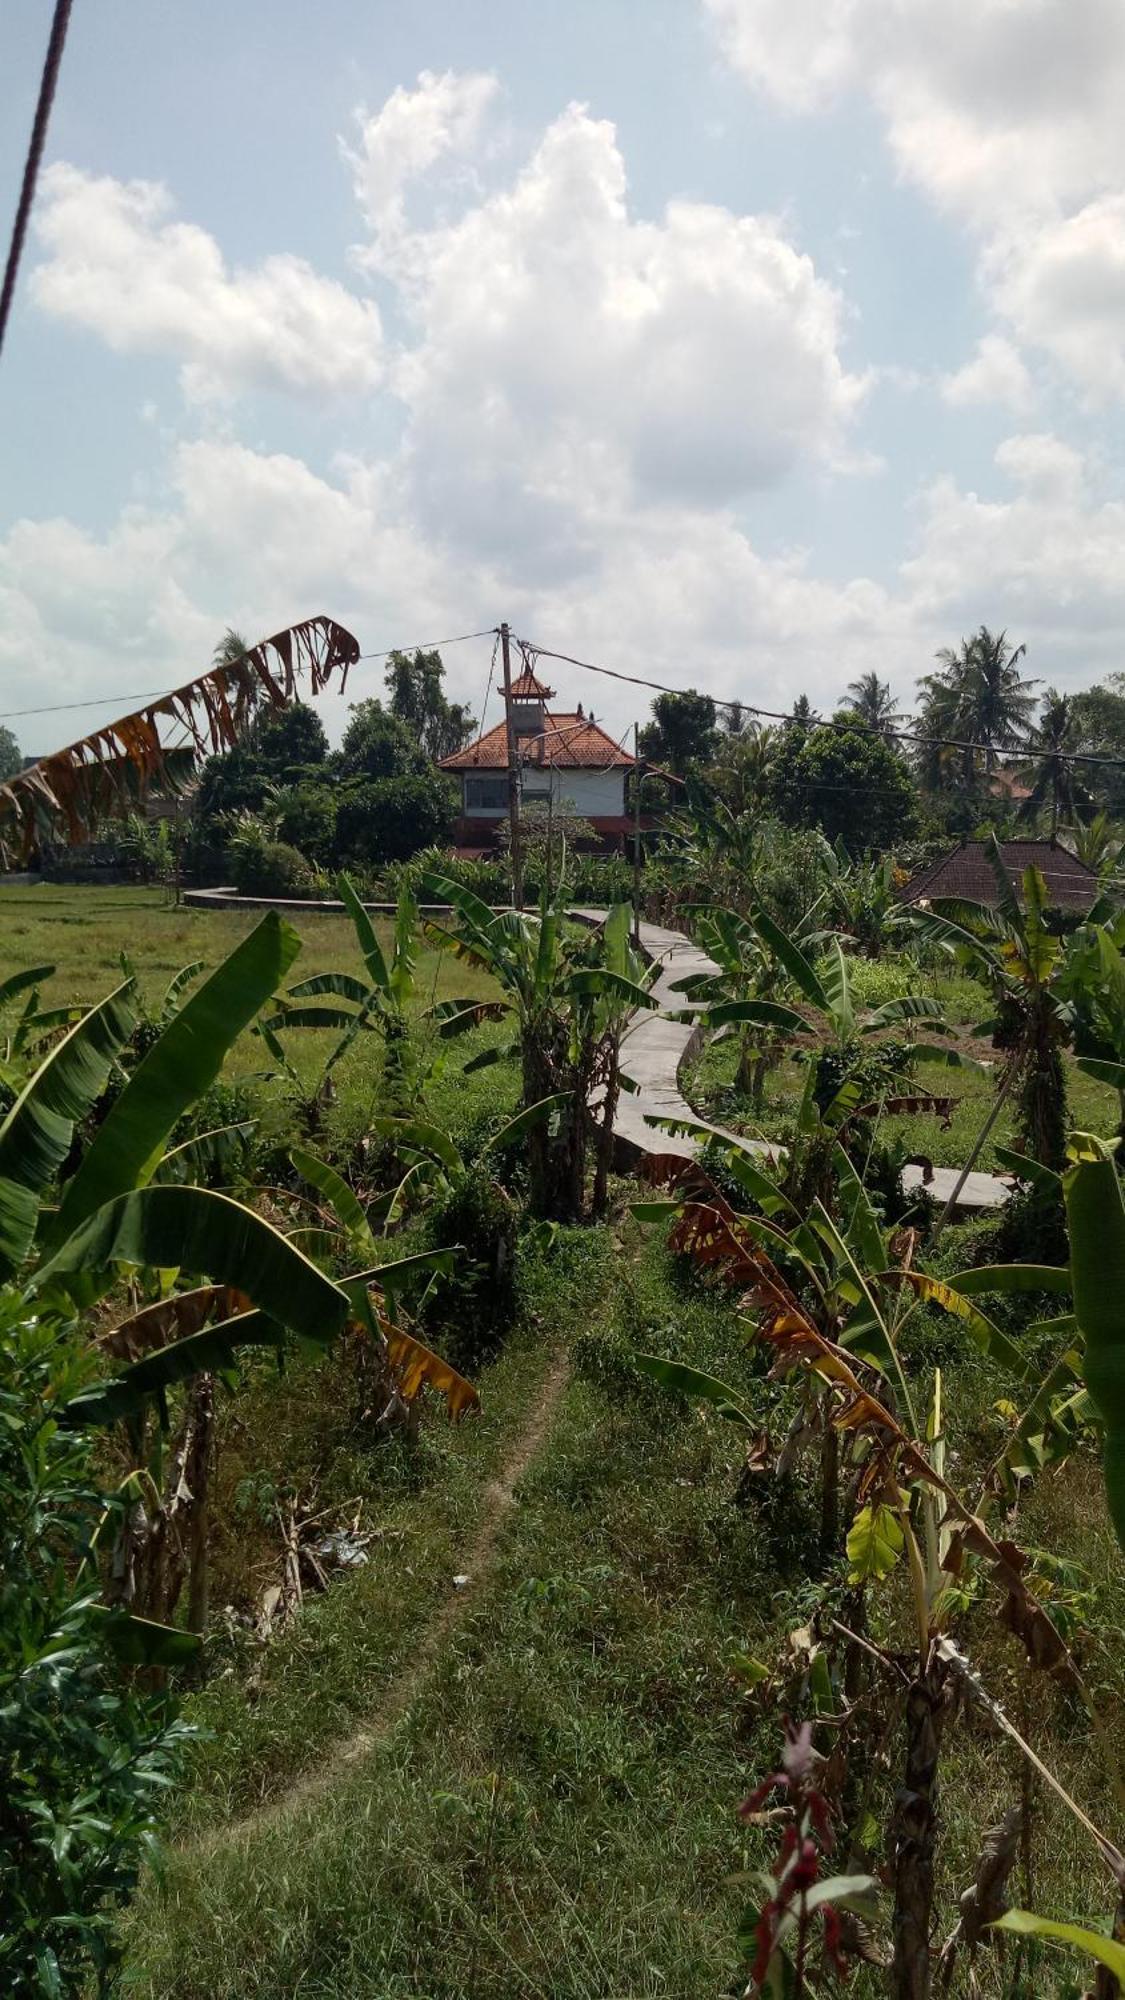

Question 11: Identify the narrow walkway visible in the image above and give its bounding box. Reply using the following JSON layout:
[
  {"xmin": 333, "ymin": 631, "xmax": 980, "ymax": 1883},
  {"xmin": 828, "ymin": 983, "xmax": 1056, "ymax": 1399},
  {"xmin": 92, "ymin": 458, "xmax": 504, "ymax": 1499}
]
[
  {"xmin": 575, "ymin": 908, "xmax": 1010, "ymax": 1212},
  {"xmin": 572, "ymin": 910, "xmax": 752, "ymax": 1164},
  {"xmin": 187, "ymin": 1344, "xmax": 573, "ymax": 1852}
]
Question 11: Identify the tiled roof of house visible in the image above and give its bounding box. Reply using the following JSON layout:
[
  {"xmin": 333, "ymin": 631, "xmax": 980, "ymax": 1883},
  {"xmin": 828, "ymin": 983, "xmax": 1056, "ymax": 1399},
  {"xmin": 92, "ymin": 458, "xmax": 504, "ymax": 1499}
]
[
  {"xmin": 439, "ymin": 712, "xmax": 635, "ymax": 770},
  {"xmin": 897, "ymin": 839, "xmax": 1098, "ymax": 911},
  {"xmin": 508, "ymin": 666, "xmax": 555, "ymax": 699}
]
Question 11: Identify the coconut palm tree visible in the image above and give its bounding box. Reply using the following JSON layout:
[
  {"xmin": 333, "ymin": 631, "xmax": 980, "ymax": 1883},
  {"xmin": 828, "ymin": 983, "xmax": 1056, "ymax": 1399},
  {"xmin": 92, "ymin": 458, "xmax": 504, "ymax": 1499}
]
[
  {"xmin": 917, "ymin": 626, "xmax": 1038, "ymax": 786},
  {"xmin": 1070, "ymin": 809, "xmax": 1123, "ymax": 878},
  {"xmin": 841, "ymin": 670, "xmax": 906, "ymax": 738},
  {"xmin": 1019, "ymin": 690, "xmax": 1093, "ymax": 838},
  {"xmin": 212, "ymin": 627, "xmax": 250, "ymax": 668}
]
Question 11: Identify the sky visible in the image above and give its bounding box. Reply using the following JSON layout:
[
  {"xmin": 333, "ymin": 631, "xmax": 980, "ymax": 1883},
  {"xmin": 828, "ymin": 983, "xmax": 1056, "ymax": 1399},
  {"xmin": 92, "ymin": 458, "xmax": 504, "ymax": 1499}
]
[{"xmin": 3, "ymin": 0, "xmax": 1125, "ymax": 757}]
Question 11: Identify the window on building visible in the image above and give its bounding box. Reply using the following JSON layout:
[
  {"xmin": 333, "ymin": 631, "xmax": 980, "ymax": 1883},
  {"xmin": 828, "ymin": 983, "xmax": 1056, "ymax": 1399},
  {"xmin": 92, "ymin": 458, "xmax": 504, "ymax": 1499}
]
[{"xmin": 464, "ymin": 775, "xmax": 509, "ymax": 811}]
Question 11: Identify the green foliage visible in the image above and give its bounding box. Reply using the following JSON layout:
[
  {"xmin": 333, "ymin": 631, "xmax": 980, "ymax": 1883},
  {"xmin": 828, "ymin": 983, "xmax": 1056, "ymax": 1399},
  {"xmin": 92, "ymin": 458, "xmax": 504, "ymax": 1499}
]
[
  {"xmin": 272, "ymin": 782, "xmax": 337, "ymax": 864},
  {"xmin": 0, "ymin": 721, "xmax": 22, "ymax": 782},
  {"xmin": 334, "ymin": 772, "xmax": 455, "ymax": 864},
  {"xmin": 0, "ymin": 1301, "xmax": 190, "ymax": 1998},
  {"xmin": 768, "ymin": 712, "xmax": 918, "ymax": 853},
  {"xmin": 383, "ymin": 647, "xmax": 475, "ymax": 761},
  {"xmin": 1064, "ymin": 1135, "xmax": 1125, "ymax": 1553},
  {"xmin": 638, "ymin": 689, "xmax": 717, "ymax": 774},
  {"xmin": 416, "ymin": 1172, "xmax": 519, "ymax": 1369},
  {"xmin": 338, "ymin": 699, "xmax": 429, "ymax": 780},
  {"xmin": 228, "ymin": 829, "xmax": 314, "ymax": 898}
]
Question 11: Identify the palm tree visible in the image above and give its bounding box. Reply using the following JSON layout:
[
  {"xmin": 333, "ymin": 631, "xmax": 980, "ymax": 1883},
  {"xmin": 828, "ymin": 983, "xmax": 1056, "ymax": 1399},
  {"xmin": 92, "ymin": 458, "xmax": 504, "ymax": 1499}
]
[
  {"xmin": 841, "ymin": 670, "xmax": 905, "ymax": 738},
  {"xmin": 1070, "ymin": 809, "xmax": 1123, "ymax": 877},
  {"xmin": 212, "ymin": 627, "xmax": 249, "ymax": 668},
  {"xmin": 1019, "ymin": 690, "xmax": 1093, "ymax": 838},
  {"xmin": 917, "ymin": 626, "xmax": 1037, "ymax": 786}
]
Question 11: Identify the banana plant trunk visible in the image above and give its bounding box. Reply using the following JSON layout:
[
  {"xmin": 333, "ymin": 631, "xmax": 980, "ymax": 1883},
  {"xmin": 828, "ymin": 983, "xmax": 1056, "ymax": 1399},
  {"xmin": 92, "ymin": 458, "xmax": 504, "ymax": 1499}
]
[
  {"xmin": 892, "ymin": 1646, "xmax": 949, "ymax": 2000},
  {"xmin": 593, "ymin": 1059, "xmax": 619, "ymax": 1220}
]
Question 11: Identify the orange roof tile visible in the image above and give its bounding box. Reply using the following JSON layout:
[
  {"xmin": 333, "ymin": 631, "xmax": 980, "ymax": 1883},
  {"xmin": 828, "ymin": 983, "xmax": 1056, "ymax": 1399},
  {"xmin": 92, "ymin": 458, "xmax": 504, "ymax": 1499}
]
[
  {"xmin": 440, "ymin": 711, "xmax": 635, "ymax": 771},
  {"xmin": 509, "ymin": 666, "xmax": 555, "ymax": 699}
]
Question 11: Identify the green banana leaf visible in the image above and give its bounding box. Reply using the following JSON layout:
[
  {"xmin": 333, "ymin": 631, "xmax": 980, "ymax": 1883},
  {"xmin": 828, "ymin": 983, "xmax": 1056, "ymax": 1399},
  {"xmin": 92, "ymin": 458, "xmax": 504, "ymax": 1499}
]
[
  {"xmin": 62, "ymin": 1308, "xmax": 286, "ymax": 1426},
  {"xmin": 949, "ymin": 1264, "xmax": 1070, "ymax": 1297},
  {"xmin": 50, "ymin": 913, "xmax": 300, "ymax": 1246},
  {"xmin": 337, "ymin": 870, "xmax": 392, "ymax": 991},
  {"xmin": 290, "ymin": 1146, "xmax": 378, "ymax": 1255},
  {"xmin": 993, "ymin": 1911, "xmax": 1125, "ymax": 1983},
  {"xmin": 32, "ymin": 1185, "xmax": 349, "ymax": 1346},
  {"xmin": 0, "ymin": 981, "xmax": 137, "ymax": 1278},
  {"xmin": 0, "ymin": 964, "xmax": 55, "ymax": 1009},
  {"xmin": 634, "ymin": 1352, "xmax": 754, "ymax": 1426}
]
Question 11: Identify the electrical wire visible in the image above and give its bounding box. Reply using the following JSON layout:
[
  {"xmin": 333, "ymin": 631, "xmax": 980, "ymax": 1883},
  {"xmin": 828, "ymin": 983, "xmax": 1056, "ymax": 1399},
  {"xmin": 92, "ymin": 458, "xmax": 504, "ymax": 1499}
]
[
  {"xmin": 0, "ymin": 626, "xmax": 497, "ymax": 723},
  {"xmin": 0, "ymin": 0, "xmax": 73, "ymax": 361},
  {"xmin": 518, "ymin": 635, "xmax": 1125, "ymax": 773}
]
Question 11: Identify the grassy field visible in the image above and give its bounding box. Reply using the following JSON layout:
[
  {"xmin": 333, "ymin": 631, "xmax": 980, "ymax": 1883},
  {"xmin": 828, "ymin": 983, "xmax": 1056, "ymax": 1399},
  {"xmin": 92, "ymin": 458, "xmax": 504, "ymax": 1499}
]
[
  {"xmin": 5, "ymin": 886, "xmax": 1125, "ymax": 1996},
  {"xmin": 684, "ymin": 948, "xmax": 1121, "ymax": 1171},
  {"xmin": 0, "ymin": 880, "xmax": 511, "ymax": 1152}
]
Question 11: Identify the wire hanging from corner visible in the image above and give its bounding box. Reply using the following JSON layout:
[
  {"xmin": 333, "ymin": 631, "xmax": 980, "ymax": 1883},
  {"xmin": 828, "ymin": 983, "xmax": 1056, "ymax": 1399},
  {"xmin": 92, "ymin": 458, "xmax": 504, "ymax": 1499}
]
[{"xmin": 0, "ymin": 0, "xmax": 74, "ymax": 361}]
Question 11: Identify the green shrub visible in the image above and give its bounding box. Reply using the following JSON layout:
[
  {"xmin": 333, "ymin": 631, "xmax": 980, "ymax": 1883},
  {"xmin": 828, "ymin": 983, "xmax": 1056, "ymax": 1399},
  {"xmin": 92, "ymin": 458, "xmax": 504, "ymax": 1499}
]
[
  {"xmin": 230, "ymin": 836, "xmax": 313, "ymax": 898},
  {"xmin": 273, "ymin": 782, "xmax": 337, "ymax": 864},
  {"xmin": 335, "ymin": 774, "xmax": 455, "ymax": 865},
  {"xmin": 0, "ymin": 1302, "xmax": 188, "ymax": 1997}
]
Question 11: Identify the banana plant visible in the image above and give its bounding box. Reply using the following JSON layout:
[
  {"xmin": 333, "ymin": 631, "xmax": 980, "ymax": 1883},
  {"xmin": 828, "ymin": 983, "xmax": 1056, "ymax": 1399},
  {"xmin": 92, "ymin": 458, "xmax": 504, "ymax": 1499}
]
[
  {"xmin": 0, "ymin": 959, "xmax": 82, "ymax": 1099},
  {"xmin": 261, "ymin": 874, "xmax": 426, "ymax": 1114},
  {"xmin": 0, "ymin": 911, "xmax": 467, "ymax": 1648},
  {"xmin": 905, "ymin": 833, "xmax": 1087, "ymax": 1173},
  {"xmin": 629, "ymin": 1141, "xmax": 1104, "ymax": 2000},
  {"xmin": 670, "ymin": 901, "xmax": 829, "ymax": 1110},
  {"xmin": 422, "ymin": 875, "xmax": 657, "ymax": 1219}
]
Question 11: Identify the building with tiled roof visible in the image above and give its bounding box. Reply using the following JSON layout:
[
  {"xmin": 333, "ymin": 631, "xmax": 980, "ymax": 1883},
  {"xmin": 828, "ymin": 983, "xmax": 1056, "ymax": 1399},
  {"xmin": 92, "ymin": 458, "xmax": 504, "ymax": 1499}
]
[
  {"xmin": 897, "ymin": 838, "xmax": 1098, "ymax": 913},
  {"xmin": 439, "ymin": 669, "xmax": 644, "ymax": 853}
]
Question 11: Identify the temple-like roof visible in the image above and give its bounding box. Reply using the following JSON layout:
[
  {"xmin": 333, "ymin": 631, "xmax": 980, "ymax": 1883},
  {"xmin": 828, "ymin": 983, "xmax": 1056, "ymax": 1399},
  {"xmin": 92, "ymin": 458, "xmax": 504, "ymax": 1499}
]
[
  {"xmin": 439, "ymin": 712, "xmax": 635, "ymax": 771},
  {"xmin": 508, "ymin": 666, "xmax": 556, "ymax": 700}
]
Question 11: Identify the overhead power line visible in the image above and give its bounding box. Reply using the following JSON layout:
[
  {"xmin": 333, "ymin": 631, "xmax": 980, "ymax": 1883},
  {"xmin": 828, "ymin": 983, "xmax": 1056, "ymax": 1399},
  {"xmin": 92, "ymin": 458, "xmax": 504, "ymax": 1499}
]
[
  {"xmin": 0, "ymin": 0, "xmax": 74, "ymax": 361},
  {"xmin": 0, "ymin": 625, "xmax": 496, "ymax": 723},
  {"xmin": 518, "ymin": 636, "xmax": 1125, "ymax": 773}
]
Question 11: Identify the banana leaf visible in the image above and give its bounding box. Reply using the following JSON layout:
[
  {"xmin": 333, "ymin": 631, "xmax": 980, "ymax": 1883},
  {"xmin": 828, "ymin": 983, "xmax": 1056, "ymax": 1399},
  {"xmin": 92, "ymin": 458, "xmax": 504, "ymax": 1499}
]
[
  {"xmin": 634, "ymin": 1353, "xmax": 755, "ymax": 1426},
  {"xmin": 290, "ymin": 1146, "xmax": 378, "ymax": 1256},
  {"xmin": 0, "ymin": 981, "xmax": 136, "ymax": 1278},
  {"xmin": 50, "ymin": 913, "xmax": 300, "ymax": 1246},
  {"xmin": 62, "ymin": 1309, "xmax": 286, "ymax": 1426},
  {"xmin": 33, "ymin": 1184, "xmax": 349, "ymax": 1344}
]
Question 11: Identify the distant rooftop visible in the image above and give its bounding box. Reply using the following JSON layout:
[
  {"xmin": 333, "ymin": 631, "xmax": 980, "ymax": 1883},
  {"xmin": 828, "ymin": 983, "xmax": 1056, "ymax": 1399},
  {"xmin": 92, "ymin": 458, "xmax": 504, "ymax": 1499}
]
[
  {"xmin": 897, "ymin": 838, "xmax": 1098, "ymax": 912},
  {"xmin": 508, "ymin": 666, "xmax": 556, "ymax": 700}
]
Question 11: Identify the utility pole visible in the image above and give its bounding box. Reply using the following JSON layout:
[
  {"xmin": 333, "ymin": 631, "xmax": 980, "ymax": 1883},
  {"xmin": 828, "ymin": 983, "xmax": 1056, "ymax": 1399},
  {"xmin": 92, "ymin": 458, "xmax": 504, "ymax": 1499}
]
[
  {"xmin": 500, "ymin": 621, "xmax": 524, "ymax": 910},
  {"xmin": 632, "ymin": 721, "xmax": 643, "ymax": 947}
]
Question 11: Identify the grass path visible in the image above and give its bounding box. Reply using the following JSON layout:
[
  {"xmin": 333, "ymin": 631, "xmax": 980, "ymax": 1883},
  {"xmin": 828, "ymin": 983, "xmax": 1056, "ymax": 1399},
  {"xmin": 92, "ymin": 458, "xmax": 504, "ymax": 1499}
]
[{"xmin": 187, "ymin": 1343, "xmax": 573, "ymax": 1858}]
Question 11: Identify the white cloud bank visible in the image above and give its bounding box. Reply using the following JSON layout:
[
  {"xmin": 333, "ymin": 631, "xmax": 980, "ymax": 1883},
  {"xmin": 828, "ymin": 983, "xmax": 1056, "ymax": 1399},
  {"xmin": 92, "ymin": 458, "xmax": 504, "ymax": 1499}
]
[
  {"xmin": 706, "ymin": 0, "xmax": 1125, "ymax": 404},
  {"xmin": 30, "ymin": 165, "xmax": 384, "ymax": 403},
  {"xmin": 7, "ymin": 67, "xmax": 1125, "ymax": 748}
]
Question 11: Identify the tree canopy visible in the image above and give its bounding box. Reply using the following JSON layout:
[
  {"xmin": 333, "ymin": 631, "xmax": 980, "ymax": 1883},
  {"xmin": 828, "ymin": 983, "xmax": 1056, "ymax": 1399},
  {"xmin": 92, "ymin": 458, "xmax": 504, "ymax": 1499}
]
[
  {"xmin": 384, "ymin": 649, "xmax": 475, "ymax": 761},
  {"xmin": 338, "ymin": 699, "xmax": 430, "ymax": 780},
  {"xmin": 638, "ymin": 690, "xmax": 717, "ymax": 774},
  {"xmin": 0, "ymin": 725, "xmax": 21, "ymax": 783},
  {"xmin": 769, "ymin": 712, "xmax": 917, "ymax": 853}
]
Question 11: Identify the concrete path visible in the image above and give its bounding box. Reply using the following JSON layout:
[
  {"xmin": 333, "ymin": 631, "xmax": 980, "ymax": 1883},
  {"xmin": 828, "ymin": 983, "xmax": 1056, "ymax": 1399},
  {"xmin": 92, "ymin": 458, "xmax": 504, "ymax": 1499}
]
[
  {"xmin": 574, "ymin": 908, "xmax": 1011, "ymax": 1215},
  {"xmin": 572, "ymin": 911, "xmax": 771, "ymax": 1167}
]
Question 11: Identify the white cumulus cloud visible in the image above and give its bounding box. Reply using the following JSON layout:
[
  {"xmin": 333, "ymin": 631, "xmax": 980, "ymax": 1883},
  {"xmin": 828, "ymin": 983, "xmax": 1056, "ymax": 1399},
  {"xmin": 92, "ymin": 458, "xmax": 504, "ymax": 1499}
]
[
  {"xmin": 376, "ymin": 101, "xmax": 867, "ymax": 551},
  {"xmin": 344, "ymin": 68, "xmax": 500, "ymax": 250},
  {"xmin": 940, "ymin": 335, "xmax": 1033, "ymax": 412},
  {"xmin": 706, "ymin": 0, "xmax": 1125, "ymax": 403},
  {"xmin": 31, "ymin": 164, "xmax": 384, "ymax": 403}
]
